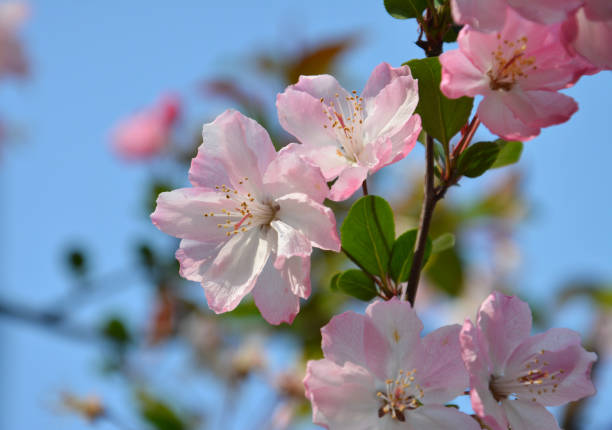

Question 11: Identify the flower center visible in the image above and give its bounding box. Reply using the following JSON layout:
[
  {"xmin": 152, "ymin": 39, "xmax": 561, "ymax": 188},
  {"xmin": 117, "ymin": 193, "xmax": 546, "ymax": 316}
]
[
  {"xmin": 487, "ymin": 35, "xmax": 536, "ymax": 91},
  {"xmin": 320, "ymin": 91, "xmax": 365, "ymax": 163},
  {"xmin": 376, "ymin": 369, "xmax": 423, "ymax": 422},
  {"xmin": 489, "ymin": 352, "xmax": 564, "ymax": 402},
  {"xmin": 205, "ymin": 179, "xmax": 279, "ymax": 237}
]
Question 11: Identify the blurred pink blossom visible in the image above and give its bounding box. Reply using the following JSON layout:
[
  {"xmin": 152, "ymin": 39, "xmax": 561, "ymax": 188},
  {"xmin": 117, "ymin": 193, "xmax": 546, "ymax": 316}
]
[
  {"xmin": 0, "ymin": 2, "xmax": 29, "ymax": 79},
  {"xmin": 461, "ymin": 292, "xmax": 597, "ymax": 430},
  {"xmin": 304, "ymin": 299, "xmax": 480, "ymax": 430},
  {"xmin": 277, "ymin": 62, "xmax": 421, "ymax": 201},
  {"xmin": 151, "ymin": 110, "xmax": 340, "ymax": 325},
  {"xmin": 440, "ymin": 9, "xmax": 590, "ymax": 141},
  {"xmin": 111, "ymin": 95, "xmax": 180, "ymax": 160}
]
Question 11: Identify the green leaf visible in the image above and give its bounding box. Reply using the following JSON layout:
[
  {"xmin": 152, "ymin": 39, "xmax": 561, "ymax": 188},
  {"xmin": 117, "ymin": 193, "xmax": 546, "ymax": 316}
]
[
  {"xmin": 389, "ymin": 229, "xmax": 432, "ymax": 284},
  {"xmin": 426, "ymin": 248, "xmax": 464, "ymax": 296},
  {"xmin": 101, "ymin": 317, "xmax": 131, "ymax": 346},
  {"xmin": 432, "ymin": 233, "xmax": 455, "ymax": 253},
  {"xmin": 490, "ymin": 139, "xmax": 523, "ymax": 169},
  {"xmin": 383, "ymin": 0, "xmax": 428, "ymax": 19},
  {"xmin": 336, "ymin": 269, "xmax": 378, "ymax": 301},
  {"xmin": 137, "ymin": 391, "xmax": 187, "ymax": 430},
  {"xmin": 330, "ymin": 272, "xmax": 340, "ymax": 291},
  {"xmin": 457, "ymin": 141, "xmax": 501, "ymax": 178},
  {"xmin": 341, "ymin": 196, "xmax": 395, "ymax": 277},
  {"xmin": 406, "ymin": 58, "xmax": 473, "ymax": 145}
]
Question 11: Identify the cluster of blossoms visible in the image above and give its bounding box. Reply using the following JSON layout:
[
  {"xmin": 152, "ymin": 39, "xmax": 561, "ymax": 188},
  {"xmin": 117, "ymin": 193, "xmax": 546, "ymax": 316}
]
[
  {"xmin": 305, "ymin": 292, "xmax": 596, "ymax": 430},
  {"xmin": 442, "ymin": 0, "xmax": 610, "ymax": 140},
  {"xmin": 151, "ymin": 62, "xmax": 422, "ymax": 323}
]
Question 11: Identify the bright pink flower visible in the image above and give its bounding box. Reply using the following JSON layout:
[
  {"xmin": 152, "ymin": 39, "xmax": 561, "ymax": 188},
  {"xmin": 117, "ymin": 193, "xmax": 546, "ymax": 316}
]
[
  {"xmin": 151, "ymin": 110, "xmax": 340, "ymax": 325},
  {"xmin": 304, "ymin": 299, "xmax": 480, "ymax": 430},
  {"xmin": 461, "ymin": 292, "xmax": 597, "ymax": 430},
  {"xmin": 440, "ymin": 9, "xmax": 589, "ymax": 141},
  {"xmin": 277, "ymin": 62, "xmax": 421, "ymax": 201},
  {"xmin": 112, "ymin": 95, "xmax": 180, "ymax": 160},
  {"xmin": 0, "ymin": 2, "xmax": 29, "ymax": 79},
  {"xmin": 563, "ymin": 6, "xmax": 612, "ymax": 70}
]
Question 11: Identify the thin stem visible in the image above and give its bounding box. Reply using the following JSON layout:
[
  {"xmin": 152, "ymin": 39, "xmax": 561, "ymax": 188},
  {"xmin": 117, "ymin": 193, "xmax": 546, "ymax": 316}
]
[
  {"xmin": 362, "ymin": 179, "xmax": 369, "ymax": 196},
  {"xmin": 405, "ymin": 133, "xmax": 439, "ymax": 305}
]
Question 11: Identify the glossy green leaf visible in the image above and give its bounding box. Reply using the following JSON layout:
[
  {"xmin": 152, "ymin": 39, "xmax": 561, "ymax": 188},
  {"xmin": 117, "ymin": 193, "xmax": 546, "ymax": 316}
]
[
  {"xmin": 341, "ymin": 196, "xmax": 395, "ymax": 277},
  {"xmin": 406, "ymin": 58, "xmax": 473, "ymax": 145},
  {"xmin": 432, "ymin": 233, "xmax": 455, "ymax": 253},
  {"xmin": 457, "ymin": 141, "xmax": 500, "ymax": 178},
  {"xmin": 490, "ymin": 139, "xmax": 523, "ymax": 169},
  {"xmin": 384, "ymin": 0, "xmax": 428, "ymax": 19},
  {"xmin": 336, "ymin": 269, "xmax": 378, "ymax": 301},
  {"xmin": 389, "ymin": 229, "xmax": 432, "ymax": 284}
]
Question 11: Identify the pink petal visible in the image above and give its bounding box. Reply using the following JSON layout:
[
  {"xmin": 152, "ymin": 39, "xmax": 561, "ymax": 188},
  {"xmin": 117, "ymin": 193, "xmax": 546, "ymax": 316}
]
[
  {"xmin": 476, "ymin": 292, "xmax": 532, "ymax": 373},
  {"xmin": 320, "ymin": 310, "xmax": 390, "ymax": 380},
  {"xmin": 504, "ymin": 328, "xmax": 597, "ymax": 405},
  {"xmin": 365, "ymin": 299, "xmax": 424, "ymax": 376},
  {"xmin": 386, "ymin": 114, "xmax": 421, "ymax": 165},
  {"xmin": 361, "ymin": 63, "xmax": 420, "ymax": 143},
  {"xmin": 440, "ymin": 48, "xmax": 489, "ymax": 99},
  {"xmin": 502, "ymin": 399, "xmax": 562, "ymax": 430},
  {"xmin": 584, "ymin": 0, "xmax": 612, "ymax": 20},
  {"xmin": 280, "ymin": 255, "xmax": 311, "ymax": 299},
  {"xmin": 328, "ymin": 165, "xmax": 369, "ymax": 201},
  {"xmin": 507, "ymin": 0, "xmax": 582, "ymax": 25},
  {"xmin": 410, "ymin": 325, "xmax": 468, "ymax": 404},
  {"xmin": 477, "ymin": 92, "xmax": 540, "ymax": 141},
  {"xmin": 151, "ymin": 188, "xmax": 237, "ymax": 242},
  {"xmin": 252, "ymin": 259, "xmax": 301, "ymax": 325},
  {"xmin": 569, "ymin": 9, "xmax": 612, "ymax": 69},
  {"xmin": 189, "ymin": 110, "xmax": 275, "ymax": 195},
  {"xmin": 451, "ymin": 0, "xmax": 508, "ymax": 32},
  {"xmin": 270, "ymin": 220, "xmax": 312, "ymax": 268},
  {"xmin": 263, "ymin": 143, "xmax": 329, "ymax": 203},
  {"xmin": 503, "ymin": 90, "xmax": 578, "ymax": 130},
  {"xmin": 202, "ymin": 228, "xmax": 270, "ymax": 314},
  {"xmin": 175, "ymin": 239, "xmax": 223, "ymax": 282},
  {"xmin": 275, "ymin": 193, "xmax": 341, "ymax": 252},
  {"xmin": 304, "ymin": 360, "xmax": 379, "ymax": 430},
  {"xmin": 300, "ymin": 143, "xmax": 352, "ymax": 181},
  {"xmin": 405, "ymin": 405, "xmax": 481, "ymax": 430},
  {"xmin": 460, "ymin": 319, "xmax": 509, "ymax": 430}
]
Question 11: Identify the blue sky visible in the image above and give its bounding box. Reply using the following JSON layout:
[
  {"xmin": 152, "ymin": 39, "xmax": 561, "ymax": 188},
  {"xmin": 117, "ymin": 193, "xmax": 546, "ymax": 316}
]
[{"xmin": 1, "ymin": 1, "xmax": 611, "ymax": 429}]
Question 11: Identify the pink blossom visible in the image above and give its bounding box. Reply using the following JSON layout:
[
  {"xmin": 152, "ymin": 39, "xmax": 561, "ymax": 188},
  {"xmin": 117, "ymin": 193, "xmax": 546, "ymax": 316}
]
[
  {"xmin": 277, "ymin": 62, "xmax": 421, "ymax": 201},
  {"xmin": 563, "ymin": 6, "xmax": 612, "ymax": 69},
  {"xmin": 111, "ymin": 95, "xmax": 180, "ymax": 160},
  {"xmin": 0, "ymin": 2, "xmax": 29, "ymax": 79},
  {"xmin": 440, "ymin": 9, "xmax": 590, "ymax": 141},
  {"xmin": 461, "ymin": 292, "xmax": 597, "ymax": 430},
  {"xmin": 304, "ymin": 299, "xmax": 480, "ymax": 430},
  {"xmin": 151, "ymin": 110, "xmax": 340, "ymax": 325}
]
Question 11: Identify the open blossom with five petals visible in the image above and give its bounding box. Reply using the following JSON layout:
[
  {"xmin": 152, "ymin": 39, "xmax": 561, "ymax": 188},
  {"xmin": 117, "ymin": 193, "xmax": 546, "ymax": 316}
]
[
  {"xmin": 440, "ymin": 8, "xmax": 591, "ymax": 141},
  {"xmin": 151, "ymin": 110, "xmax": 340, "ymax": 325},
  {"xmin": 461, "ymin": 292, "xmax": 597, "ymax": 430},
  {"xmin": 304, "ymin": 299, "xmax": 480, "ymax": 430},
  {"xmin": 277, "ymin": 62, "xmax": 421, "ymax": 201},
  {"xmin": 112, "ymin": 95, "xmax": 181, "ymax": 160}
]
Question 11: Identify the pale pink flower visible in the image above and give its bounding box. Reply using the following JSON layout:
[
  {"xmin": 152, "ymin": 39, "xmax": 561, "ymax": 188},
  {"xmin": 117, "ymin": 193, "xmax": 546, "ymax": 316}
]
[
  {"xmin": 151, "ymin": 110, "xmax": 340, "ymax": 325},
  {"xmin": 563, "ymin": 5, "xmax": 612, "ymax": 69},
  {"xmin": 0, "ymin": 2, "xmax": 29, "ymax": 79},
  {"xmin": 277, "ymin": 62, "xmax": 421, "ymax": 201},
  {"xmin": 111, "ymin": 95, "xmax": 180, "ymax": 160},
  {"xmin": 440, "ymin": 8, "xmax": 590, "ymax": 141},
  {"xmin": 461, "ymin": 292, "xmax": 597, "ymax": 430},
  {"xmin": 304, "ymin": 299, "xmax": 480, "ymax": 430}
]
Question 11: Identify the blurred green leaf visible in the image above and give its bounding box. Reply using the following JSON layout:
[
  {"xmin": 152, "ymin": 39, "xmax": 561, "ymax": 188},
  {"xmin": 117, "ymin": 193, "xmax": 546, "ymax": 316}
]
[
  {"xmin": 457, "ymin": 141, "xmax": 500, "ymax": 178},
  {"xmin": 406, "ymin": 57, "xmax": 473, "ymax": 145},
  {"xmin": 101, "ymin": 317, "xmax": 131, "ymax": 346},
  {"xmin": 65, "ymin": 248, "xmax": 88, "ymax": 278},
  {"xmin": 137, "ymin": 391, "xmax": 187, "ymax": 430},
  {"xmin": 148, "ymin": 181, "xmax": 173, "ymax": 214},
  {"xmin": 384, "ymin": 0, "xmax": 427, "ymax": 19},
  {"xmin": 389, "ymin": 229, "xmax": 432, "ymax": 284},
  {"xmin": 137, "ymin": 242, "xmax": 156, "ymax": 269},
  {"xmin": 336, "ymin": 269, "xmax": 378, "ymax": 301},
  {"xmin": 432, "ymin": 233, "xmax": 455, "ymax": 253},
  {"xmin": 559, "ymin": 283, "xmax": 612, "ymax": 309},
  {"xmin": 490, "ymin": 139, "xmax": 523, "ymax": 169},
  {"xmin": 426, "ymin": 248, "xmax": 464, "ymax": 296},
  {"xmin": 341, "ymin": 196, "xmax": 395, "ymax": 277}
]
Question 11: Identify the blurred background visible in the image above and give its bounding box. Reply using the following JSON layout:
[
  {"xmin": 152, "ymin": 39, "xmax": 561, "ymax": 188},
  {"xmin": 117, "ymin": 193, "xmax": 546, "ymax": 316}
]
[{"xmin": 0, "ymin": 1, "xmax": 611, "ymax": 429}]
